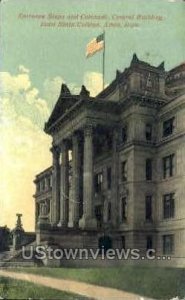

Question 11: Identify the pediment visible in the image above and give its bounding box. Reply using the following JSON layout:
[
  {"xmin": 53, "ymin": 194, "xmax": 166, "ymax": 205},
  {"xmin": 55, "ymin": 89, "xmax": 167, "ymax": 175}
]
[{"xmin": 45, "ymin": 94, "xmax": 79, "ymax": 129}]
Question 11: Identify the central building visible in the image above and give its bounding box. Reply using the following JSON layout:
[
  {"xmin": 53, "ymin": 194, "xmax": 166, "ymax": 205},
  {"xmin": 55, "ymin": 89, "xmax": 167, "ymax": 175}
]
[{"xmin": 34, "ymin": 54, "xmax": 185, "ymax": 266}]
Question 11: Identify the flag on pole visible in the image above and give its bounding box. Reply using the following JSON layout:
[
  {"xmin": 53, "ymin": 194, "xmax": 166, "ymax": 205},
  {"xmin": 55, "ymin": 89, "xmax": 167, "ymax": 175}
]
[{"xmin": 86, "ymin": 33, "xmax": 104, "ymax": 58}]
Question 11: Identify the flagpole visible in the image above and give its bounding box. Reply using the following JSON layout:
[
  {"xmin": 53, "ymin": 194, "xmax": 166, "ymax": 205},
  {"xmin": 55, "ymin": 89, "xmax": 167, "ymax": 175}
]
[{"xmin": 102, "ymin": 30, "xmax": 105, "ymax": 90}]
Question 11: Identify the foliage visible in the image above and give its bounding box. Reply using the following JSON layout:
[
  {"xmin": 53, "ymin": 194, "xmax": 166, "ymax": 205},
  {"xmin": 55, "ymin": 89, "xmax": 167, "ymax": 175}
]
[{"xmin": 0, "ymin": 227, "xmax": 12, "ymax": 252}]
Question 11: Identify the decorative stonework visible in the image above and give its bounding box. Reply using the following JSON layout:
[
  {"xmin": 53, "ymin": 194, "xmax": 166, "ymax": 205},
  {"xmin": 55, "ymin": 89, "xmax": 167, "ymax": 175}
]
[{"xmin": 34, "ymin": 55, "xmax": 185, "ymax": 267}]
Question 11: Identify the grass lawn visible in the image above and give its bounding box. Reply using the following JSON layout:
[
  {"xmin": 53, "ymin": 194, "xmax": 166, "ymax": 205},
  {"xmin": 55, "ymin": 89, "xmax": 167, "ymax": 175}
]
[
  {"xmin": 0, "ymin": 276, "xmax": 87, "ymax": 299},
  {"xmin": 12, "ymin": 266, "xmax": 185, "ymax": 300}
]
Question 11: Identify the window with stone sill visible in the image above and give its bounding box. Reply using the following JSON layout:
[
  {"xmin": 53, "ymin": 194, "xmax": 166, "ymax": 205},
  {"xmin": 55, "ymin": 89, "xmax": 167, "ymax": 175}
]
[
  {"xmin": 163, "ymin": 193, "xmax": 175, "ymax": 219},
  {"xmin": 121, "ymin": 197, "xmax": 127, "ymax": 222},
  {"xmin": 146, "ymin": 158, "xmax": 152, "ymax": 181},
  {"xmin": 121, "ymin": 161, "xmax": 127, "ymax": 182},
  {"xmin": 41, "ymin": 180, "xmax": 45, "ymax": 191},
  {"xmin": 47, "ymin": 177, "xmax": 52, "ymax": 188},
  {"xmin": 163, "ymin": 117, "xmax": 175, "ymax": 137},
  {"xmin": 107, "ymin": 167, "xmax": 112, "ymax": 190},
  {"xmin": 163, "ymin": 234, "xmax": 174, "ymax": 255},
  {"xmin": 145, "ymin": 124, "xmax": 152, "ymax": 141},
  {"xmin": 94, "ymin": 172, "xmax": 103, "ymax": 194},
  {"xmin": 37, "ymin": 183, "xmax": 41, "ymax": 192},
  {"xmin": 121, "ymin": 236, "xmax": 125, "ymax": 249},
  {"xmin": 121, "ymin": 126, "xmax": 127, "ymax": 143},
  {"xmin": 107, "ymin": 202, "xmax": 111, "ymax": 221},
  {"xmin": 145, "ymin": 195, "xmax": 152, "ymax": 221},
  {"xmin": 163, "ymin": 154, "xmax": 175, "ymax": 179},
  {"xmin": 146, "ymin": 235, "xmax": 153, "ymax": 251}
]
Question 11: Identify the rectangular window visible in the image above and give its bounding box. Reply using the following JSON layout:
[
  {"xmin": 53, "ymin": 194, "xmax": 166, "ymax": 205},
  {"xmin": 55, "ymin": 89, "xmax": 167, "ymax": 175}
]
[
  {"xmin": 121, "ymin": 126, "xmax": 127, "ymax": 143},
  {"xmin": 163, "ymin": 154, "xmax": 174, "ymax": 178},
  {"xmin": 37, "ymin": 182, "xmax": 41, "ymax": 192},
  {"xmin": 145, "ymin": 195, "xmax": 152, "ymax": 221},
  {"xmin": 94, "ymin": 173, "xmax": 103, "ymax": 193},
  {"xmin": 146, "ymin": 124, "xmax": 152, "ymax": 141},
  {"xmin": 121, "ymin": 197, "xmax": 127, "ymax": 221},
  {"xmin": 163, "ymin": 193, "xmax": 175, "ymax": 219},
  {"xmin": 163, "ymin": 235, "xmax": 174, "ymax": 255},
  {"xmin": 146, "ymin": 159, "xmax": 152, "ymax": 180},
  {"xmin": 121, "ymin": 236, "xmax": 125, "ymax": 249},
  {"xmin": 41, "ymin": 180, "xmax": 45, "ymax": 191},
  {"xmin": 107, "ymin": 167, "xmax": 112, "ymax": 189},
  {"xmin": 47, "ymin": 177, "xmax": 51, "ymax": 188},
  {"xmin": 108, "ymin": 202, "xmax": 111, "ymax": 221},
  {"xmin": 121, "ymin": 161, "xmax": 127, "ymax": 182},
  {"xmin": 163, "ymin": 117, "xmax": 174, "ymax": 137},
  {"xmin": 146, "ymin": 236, "xmax": 153, "ymax": 250},
  {"xmin": 95, "ymin": 205, "xmax": 102, "ymax": 225},
  {"xmin": 50, "ymin": 176, "xmax": 52, "ymax": 187}
]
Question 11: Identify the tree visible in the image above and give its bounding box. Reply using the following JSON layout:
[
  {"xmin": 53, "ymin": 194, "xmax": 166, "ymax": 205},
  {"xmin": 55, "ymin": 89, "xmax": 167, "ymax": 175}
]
[{"xmin": 0, "ymin": 226, "xmax": 12, "ymax": 252}]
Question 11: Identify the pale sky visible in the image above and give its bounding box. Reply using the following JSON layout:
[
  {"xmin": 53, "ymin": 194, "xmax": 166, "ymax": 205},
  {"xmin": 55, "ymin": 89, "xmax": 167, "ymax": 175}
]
[{"xmin": 0, "ymin": 0, "xmax": 185, "ymax": 231}]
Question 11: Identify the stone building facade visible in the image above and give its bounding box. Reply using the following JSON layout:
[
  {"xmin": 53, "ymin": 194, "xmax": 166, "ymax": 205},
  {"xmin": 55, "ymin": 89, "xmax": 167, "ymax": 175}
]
[{"xmin": 34, "ymin": 54, "xmax": 185, "ymax": 266}]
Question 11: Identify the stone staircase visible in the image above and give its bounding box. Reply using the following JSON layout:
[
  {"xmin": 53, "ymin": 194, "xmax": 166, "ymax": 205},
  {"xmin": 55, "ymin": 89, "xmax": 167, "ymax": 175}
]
[{"xmin": 0, "ymin": 241, "xmax": 43, "ymax": 268}]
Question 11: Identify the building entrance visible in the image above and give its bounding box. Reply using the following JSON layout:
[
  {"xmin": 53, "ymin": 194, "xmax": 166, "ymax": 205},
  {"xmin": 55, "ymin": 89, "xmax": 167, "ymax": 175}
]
[
  {"xmin": 95, "ymin": 205, "xmax": 103, "ymax": 228},
  {"xmin": 98, "ymin": 235, "xmax": 112, "ymax": 253}
]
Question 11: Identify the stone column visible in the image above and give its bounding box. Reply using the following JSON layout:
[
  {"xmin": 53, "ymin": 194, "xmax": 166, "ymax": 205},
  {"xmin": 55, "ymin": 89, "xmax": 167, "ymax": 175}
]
[
  {"xmin": 51, "ymin": 146, "xmax": 60, "ymax": 226},
  {"xmin": 79, "ymin": 125, "xmax": 97, "ymax": 229},
  {"xmin": 68, "ymin": 133, "xmax": 80, "ymax": 228},
  {"xmin": 111, "ymin": 128, "xmax": 119, "ymax": 227},
  {"xmin": 58, "ymin": 140, "xmax": 69, "ymax": 227}
]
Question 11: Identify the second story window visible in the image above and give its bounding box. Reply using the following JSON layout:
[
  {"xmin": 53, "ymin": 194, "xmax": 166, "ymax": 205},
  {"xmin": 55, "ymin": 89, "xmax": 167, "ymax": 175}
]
[
  {"xmin": 145, "ymin": 124, "xmax": 152, "ymax": 141},
  {"xmin": 146, "ymin": 159, "xmax": 152, "ymax": 181},
  {"xmin": 41, "ymin": 179, "xmax": 45, "ymax": 191},
  {"xmin": 37, "ymin": 182, "xmax": 41, "ymax": 192},
  {"xmin": 145, "ymin": 195, "xmax": 152, "ymax": 221},
  {"xmin": 108, "ymin": 202, "xmax": 111, "ymax": 221},
  {"xmin": 107, "ymin": 167, "xmax": 112, "ymax": 189},
  {"xmin": 47, "ymin": 177, "xmax": 52, "ymax": 189},
  {"xmin": 121, "ymin": 197, "xmax": 127, "ymax": 221},
  {"xmin": 121, "ymin": 161, "xmax": 127, "ymax": 182},
  {"xmin": 163, "ymin": 117, "xmax": 175, "ymax": 137},
  {"xmin": 94, "ymin": 173, "xmax": 103, "ymax": 193},
  {"xmin": 163, "ymin": 154, "xmax": 174, "ymax": 179},
  {"xmin": 121, "ymin": 126, "xmax": 127, "ymax": 143},
  {"xmin": 163, "ymin": 193, "xmax": 175, "ymax": 219}
]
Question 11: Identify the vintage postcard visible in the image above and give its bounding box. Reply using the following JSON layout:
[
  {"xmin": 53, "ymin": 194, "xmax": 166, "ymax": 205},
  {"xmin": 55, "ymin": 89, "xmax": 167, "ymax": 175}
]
[{"xmin": 0, "ymin": 0, "xmax": 185, "ymax": 299}]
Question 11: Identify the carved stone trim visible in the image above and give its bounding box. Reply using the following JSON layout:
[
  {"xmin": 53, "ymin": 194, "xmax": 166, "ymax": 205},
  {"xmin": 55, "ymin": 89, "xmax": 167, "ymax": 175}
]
[{"xmin": 83, "ymin": 125, "xmax": 93, "ymax": 137}]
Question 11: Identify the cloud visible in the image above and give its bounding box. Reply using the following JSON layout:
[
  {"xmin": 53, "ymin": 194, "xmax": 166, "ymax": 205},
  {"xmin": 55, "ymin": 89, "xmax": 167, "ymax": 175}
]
[
  {"xmin": 0, "ymin": 67, "xmax": 51, "ymax": 230},
  {"xmin": 0, "ymin": 67, "xmax": 50, "ymax": 127},
  {"xmin": 19, "ymin": 65, "xmax": 30, "ymax": 74},
  {"xmin": 43, "ymin": 72, "xmax": 105, "ymax": 104},
  {"xmin": 43, "ymin": 76, "xmax": 80, "ymax": 109},
  {"xmin": 1, "ymin": 72, "xmax": 31, "ymax": 94},
  {"xmin": 43, "ymin": 76, "xmax": 65, "ymax": 109},
  {"xmin": 83, "ymin": 72, "xmax": 105, "ymax": 97}
]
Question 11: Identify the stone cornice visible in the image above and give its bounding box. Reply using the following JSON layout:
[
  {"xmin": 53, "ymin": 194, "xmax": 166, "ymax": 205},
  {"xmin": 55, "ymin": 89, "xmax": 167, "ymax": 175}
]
[
  {"xmin": 45, "ymin": 98, "xmax": 120, "ymax": 135},
  {"xmin": 45, "ymin": 98, "xmax": 84, "ymax": 134},
  {"xmin": 97, "ymin": 54, "xmax": 166, "ymax": 99},
  {"xmin": 34, "ymin": 166, "xmax": 52, "ymax": 182},
  {"xmin": 156, "ymin": 131, "xmax": 185, "ymax": 148},
  {"xmin": 158, "ymin": 94, "xmax": 185, "ymax": 118},
  {"xmin": 117, "ymin": 93, "xmax": 166, "ymax": 115},
  {"xmin": 34, "ymin": 190, "xmax": 52, "ymax": 200}
]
